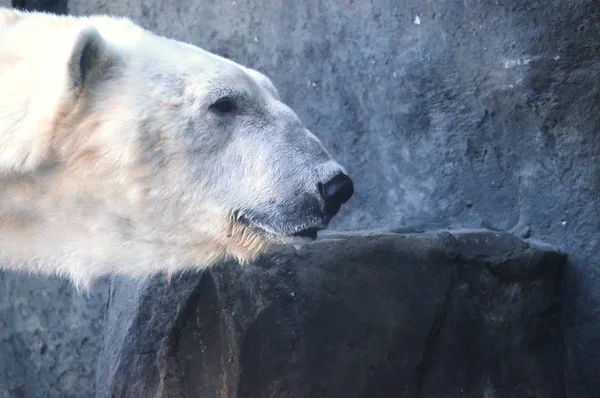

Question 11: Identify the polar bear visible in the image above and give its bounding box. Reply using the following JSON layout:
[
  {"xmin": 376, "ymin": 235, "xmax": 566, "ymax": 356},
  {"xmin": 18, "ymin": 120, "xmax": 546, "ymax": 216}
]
[{"xmin": 0, "ymin": 8, "xmax": 354, "ymax": 288}]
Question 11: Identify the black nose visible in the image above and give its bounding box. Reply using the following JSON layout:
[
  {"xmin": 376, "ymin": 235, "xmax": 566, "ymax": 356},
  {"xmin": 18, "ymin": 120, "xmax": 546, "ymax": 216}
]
[{"xmin": 319, "ymin": 172, "xmax": 354, "ymax": 218}]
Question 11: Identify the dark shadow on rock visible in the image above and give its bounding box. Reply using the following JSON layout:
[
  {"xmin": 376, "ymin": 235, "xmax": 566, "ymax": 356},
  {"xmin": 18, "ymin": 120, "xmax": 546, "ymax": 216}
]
[
  {"xmin": 96, "ymin": 230, "xmax": 566, "ymax": 398},
  {"xmin": 11, "ymin": 0, "xmax": 66, "ymax": 14}
]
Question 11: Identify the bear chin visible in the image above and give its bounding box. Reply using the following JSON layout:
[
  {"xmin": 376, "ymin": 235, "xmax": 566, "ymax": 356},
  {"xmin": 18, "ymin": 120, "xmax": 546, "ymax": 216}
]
[
  {"xmin": 225, "ymin": 217, "xmax": 320, "ymax": 263},
  {"xmin": 232, "ymin": 210, "xmax": 324, "ymax": 243}
]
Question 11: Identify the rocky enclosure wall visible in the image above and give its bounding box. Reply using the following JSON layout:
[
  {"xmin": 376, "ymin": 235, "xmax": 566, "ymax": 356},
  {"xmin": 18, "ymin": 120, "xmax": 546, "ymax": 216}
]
[
  {"xmin": 1, "ymin": 230, "xmax": 567, "ymax": 397},
  {"xmin": 96, "ymin": 231, "xmax": 564, "ymax": 398},
  {"xmin": 2, "ymin": 0, "xmax": 599, "ymax": 396}
]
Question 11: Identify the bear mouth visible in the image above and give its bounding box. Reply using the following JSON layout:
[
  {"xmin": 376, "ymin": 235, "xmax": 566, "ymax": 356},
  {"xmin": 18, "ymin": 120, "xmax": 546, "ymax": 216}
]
[
  {"xmin": 234, "ymin": 211, "xmax": 323, "ymax": 244},
  {"xmin": 290, "ymin": 227, "xmax": 319, "ymax": 240}
]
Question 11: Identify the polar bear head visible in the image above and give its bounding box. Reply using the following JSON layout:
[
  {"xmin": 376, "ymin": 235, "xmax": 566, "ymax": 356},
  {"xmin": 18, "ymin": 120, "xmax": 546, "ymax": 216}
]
[{"xmin": 0, "ymin": 10, "xmax": 353, "ymax": 283}]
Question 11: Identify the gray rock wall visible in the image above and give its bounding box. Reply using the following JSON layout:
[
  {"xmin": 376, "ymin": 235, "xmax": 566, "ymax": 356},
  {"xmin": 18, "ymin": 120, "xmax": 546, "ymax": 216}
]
[
  {"xmin": 9, "ymin": 0, "xmax": 65, "ymax": 13},
  {"xmin": 1, "ymin": 0, "xmax": 599, "ymax": 396},
  {"xmin": 0, "ymin": 275, "xmax": 107, "ymax": 397},
  {"xmin": 97, "ymin": 231, "xmax": 565, "ymax": 398},
  {"xmin": 83, "ymin": 1, "xmax": 598, "ymax": 394},
  {"xmin": 68, "ymin": 1, "xmax": 597, "ymax": 395},
  {"xmin": 0, "ymin": 231, "xmax": 566, "ymax": 397}
]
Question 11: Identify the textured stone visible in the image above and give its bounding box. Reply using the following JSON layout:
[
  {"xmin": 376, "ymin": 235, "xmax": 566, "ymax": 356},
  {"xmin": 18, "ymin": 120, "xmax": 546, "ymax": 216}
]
[
  {"xmin": 0, "ymin": 274, "xmax": 107, "ymax": 397},
  {"xmin": 96, "ymin": 231, "xmax": 565, "ymax": 398},
  {"xmin": 71, "ymin": 2, "xmax": 600, "ymax": 393},
  {"xmin": 10, "ymin": 0, "xmax": 66, "ymax": 13},
  {"xmin": 1, "ymin": 0, "xmax": 598, "ymax": 395}
]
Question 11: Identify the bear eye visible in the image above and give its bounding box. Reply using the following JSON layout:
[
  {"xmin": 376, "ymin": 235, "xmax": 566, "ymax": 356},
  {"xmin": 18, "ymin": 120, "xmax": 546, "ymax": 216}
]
[{"xmin": 210, "ymin": 96, "xmax": 236, "ymax": 114}]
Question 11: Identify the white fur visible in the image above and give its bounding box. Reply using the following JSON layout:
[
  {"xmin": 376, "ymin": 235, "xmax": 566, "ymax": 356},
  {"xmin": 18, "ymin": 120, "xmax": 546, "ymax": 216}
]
[{"xmin": 0, "ymin": 8, "xmax": 348, "ymax": 290}]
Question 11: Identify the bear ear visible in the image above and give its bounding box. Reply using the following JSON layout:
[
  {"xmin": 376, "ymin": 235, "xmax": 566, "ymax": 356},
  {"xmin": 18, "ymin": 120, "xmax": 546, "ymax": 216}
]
[{"xmin": 68, "ymin": 27, "xmax": 113, "ymax": 88}]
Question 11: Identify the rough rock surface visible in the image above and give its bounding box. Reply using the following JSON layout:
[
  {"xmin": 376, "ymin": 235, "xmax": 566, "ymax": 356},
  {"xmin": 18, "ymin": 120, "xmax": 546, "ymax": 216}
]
[
  {"xmin": 0, "ymin": 275, "xmax": 108, "ymax": 397},
  {"xmin": 1, "ymin": 0, "xmax": 597, "ymax": 395},
  {"xmin": 95, "ymin": 231, "xmax": 565, "ymax": 398},
  {"xmin": 68, "ymin": 1, "xmax": 600, "ymax": 394},
  {"xmin": 10, "ymin": 0, "xmax": 66, "ymax": 14}
]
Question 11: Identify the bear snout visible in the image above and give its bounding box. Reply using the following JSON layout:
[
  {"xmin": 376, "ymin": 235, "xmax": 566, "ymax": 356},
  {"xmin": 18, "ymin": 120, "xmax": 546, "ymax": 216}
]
[{"xmin": 318, "ymin": 172, "xmax": 354, "ymax": 219}]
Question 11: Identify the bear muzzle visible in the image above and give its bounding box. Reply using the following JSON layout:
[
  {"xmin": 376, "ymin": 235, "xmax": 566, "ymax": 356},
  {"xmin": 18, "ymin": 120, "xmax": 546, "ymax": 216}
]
[
  {"xmin": 318, "ymin": 172, "xmax": 354, "ymax": 220},
  {"xmin": 231, "ymin": 171, "xmax": 354, "ymax": 245}
]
